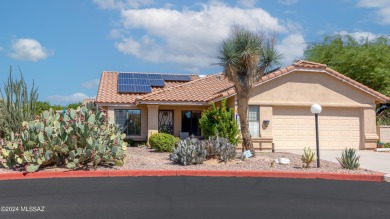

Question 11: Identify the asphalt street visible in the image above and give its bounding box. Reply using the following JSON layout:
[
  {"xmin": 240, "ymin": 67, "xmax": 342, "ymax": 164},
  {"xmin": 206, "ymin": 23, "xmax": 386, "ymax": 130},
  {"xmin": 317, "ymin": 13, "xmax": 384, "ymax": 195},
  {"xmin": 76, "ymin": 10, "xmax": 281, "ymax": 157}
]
[{"xmin": 0, "ymin": 176, "xmax": 389, "ymax": 219}]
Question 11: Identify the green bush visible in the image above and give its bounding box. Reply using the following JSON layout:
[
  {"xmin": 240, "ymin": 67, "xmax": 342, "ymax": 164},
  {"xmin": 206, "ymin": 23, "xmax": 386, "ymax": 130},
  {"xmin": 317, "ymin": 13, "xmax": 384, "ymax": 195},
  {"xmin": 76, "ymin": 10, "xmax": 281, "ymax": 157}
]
[
  {"xmin": 300, "ymin": 147, "xmax": 316, "ymax": 168},
  {"xmin": 124, "ymin": 138, "xmax": 135, "ymax": 147},
  {"xmin": 149, "ymin": 133, "xmax": 176, "ymax": 152},
  {"xmin": 170, "ymin": 138, "xmax": 207, "ymax": 165},
  {"xmin": 199, "ymin": 99, "xmax": 239, "ymax": 145},
  {"xmin": 0, "ymin": 102, "xmax": 127, "ymax": 172},
  {"xmin": 336, "ymin": 148, "xmax": 360, "ymax": 170},
  {"xmin": 384, "ymin": 143, "xmax": 390, "ymax": 148}
]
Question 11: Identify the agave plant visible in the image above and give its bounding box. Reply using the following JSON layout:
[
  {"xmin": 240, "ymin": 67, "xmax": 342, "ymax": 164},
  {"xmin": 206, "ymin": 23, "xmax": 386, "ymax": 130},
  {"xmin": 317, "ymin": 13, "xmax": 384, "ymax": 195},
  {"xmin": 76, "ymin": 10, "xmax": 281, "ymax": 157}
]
[{"xmin": 336, "ymin": 148, "xmax": 360, "ymax": 170}]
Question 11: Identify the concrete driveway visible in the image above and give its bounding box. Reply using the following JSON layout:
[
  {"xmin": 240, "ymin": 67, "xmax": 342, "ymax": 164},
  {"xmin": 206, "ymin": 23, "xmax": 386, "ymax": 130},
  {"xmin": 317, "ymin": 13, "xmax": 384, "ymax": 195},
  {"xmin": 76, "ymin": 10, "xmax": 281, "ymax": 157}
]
[{"xmin": 280, "ymin": 149, "xmax": 390, "ymax": 174}]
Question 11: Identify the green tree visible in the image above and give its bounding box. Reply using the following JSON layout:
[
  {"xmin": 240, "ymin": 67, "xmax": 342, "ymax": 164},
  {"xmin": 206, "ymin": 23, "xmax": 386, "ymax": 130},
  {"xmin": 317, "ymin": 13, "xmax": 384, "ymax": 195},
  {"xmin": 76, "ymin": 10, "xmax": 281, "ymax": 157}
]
[
  {"xmin": 304, "ymin": 34, "xmax": 390, "ymax": 125},
  {"xmin": 36, "ymin": 101, "xmax": 65, "ymax": 115},
  {"xmin": 67, "ymin": 102, "xmax": 81, "ymax": 109},
  {"xmin": 36, "ymin": 101, "xmax": 51, "ymax": 115},
  {"xmin": 199, "ymin": 99, "xmax": 239, "ymax": 145},
  {"xmin": 217, "ymin": 26, "xmax": 282, "ymax": 154},
  {"xmin": 304, "ymin": 34, "xmax": 390, "ymax": 97},
  {"xmin": 0, "ymin": 67, "xmax": 38, "ymax": 133}
]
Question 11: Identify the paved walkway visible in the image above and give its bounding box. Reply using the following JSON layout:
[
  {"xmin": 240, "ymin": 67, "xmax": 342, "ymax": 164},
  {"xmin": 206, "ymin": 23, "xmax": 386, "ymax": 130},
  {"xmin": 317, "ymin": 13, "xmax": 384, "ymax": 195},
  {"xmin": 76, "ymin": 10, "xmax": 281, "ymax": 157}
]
[{"xmin": 279, "ymin": 149, "xmax": 390, "ymax": 174}]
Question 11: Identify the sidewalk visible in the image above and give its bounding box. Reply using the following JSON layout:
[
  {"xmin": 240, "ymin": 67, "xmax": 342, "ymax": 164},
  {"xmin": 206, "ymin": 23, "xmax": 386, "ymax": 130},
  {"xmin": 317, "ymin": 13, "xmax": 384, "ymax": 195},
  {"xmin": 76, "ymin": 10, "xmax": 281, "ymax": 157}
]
[{"xmin": 279, "ymin": 149, "xmax": 390, "ymax": 174}]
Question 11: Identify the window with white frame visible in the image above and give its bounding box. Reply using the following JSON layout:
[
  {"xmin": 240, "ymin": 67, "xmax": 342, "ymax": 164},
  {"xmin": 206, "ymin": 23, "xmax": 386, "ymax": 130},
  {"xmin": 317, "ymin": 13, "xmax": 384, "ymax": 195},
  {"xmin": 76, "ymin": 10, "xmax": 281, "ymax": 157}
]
[{"xmin": 248, "ymin": 106, "xmax": 259, "ymax": 137}]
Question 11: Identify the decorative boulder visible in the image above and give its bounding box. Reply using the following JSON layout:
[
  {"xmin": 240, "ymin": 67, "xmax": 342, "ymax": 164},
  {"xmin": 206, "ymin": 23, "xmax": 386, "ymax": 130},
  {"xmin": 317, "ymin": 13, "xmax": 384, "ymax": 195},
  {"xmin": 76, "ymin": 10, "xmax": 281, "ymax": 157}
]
[{"xmin": 275, "ymin": 158, "xmax": 290, "ymax": 165}]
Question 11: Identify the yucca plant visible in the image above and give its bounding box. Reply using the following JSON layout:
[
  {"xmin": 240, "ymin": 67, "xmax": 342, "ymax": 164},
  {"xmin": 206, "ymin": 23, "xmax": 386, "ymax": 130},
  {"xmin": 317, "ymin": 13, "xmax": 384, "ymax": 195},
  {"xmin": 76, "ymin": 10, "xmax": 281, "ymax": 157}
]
[
  {"xmin": 301, "ymin": 147, "xmax": 316, "ymax": 168},
  {"xmin": 336, "ymin": 148, "xmax": 360, "ymax": 170}
]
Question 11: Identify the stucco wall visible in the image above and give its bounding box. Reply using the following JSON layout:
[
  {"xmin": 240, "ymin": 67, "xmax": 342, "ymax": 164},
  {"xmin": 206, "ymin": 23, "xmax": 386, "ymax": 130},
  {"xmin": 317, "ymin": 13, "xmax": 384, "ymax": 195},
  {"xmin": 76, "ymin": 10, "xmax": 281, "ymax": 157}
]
[
  {"xmin": 249, "ymin": 71, "xmax": 374, "ymax": 107},
  {"xmin": 379, "ymin": 126, "xmax": 390, "ymax": 143},
  {"xmin": 248, "ymin": 70, "xmax": 379, "ymax": 149}
]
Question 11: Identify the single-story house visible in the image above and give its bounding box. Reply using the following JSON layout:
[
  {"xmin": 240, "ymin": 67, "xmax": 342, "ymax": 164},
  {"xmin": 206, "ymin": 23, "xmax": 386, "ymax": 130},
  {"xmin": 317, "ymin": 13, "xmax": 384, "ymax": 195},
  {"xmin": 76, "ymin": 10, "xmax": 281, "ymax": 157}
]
[{"xmin": 95, "ymin": 60, "xmax": 389, "ymax": 150}]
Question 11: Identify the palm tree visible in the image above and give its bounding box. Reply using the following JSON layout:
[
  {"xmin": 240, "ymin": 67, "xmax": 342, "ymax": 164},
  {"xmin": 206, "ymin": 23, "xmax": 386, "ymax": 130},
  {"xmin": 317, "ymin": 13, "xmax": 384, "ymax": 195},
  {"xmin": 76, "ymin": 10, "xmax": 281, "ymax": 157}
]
[{"xmin": 217, "ymin": 26, "xmax": 282, "ymax": 155}]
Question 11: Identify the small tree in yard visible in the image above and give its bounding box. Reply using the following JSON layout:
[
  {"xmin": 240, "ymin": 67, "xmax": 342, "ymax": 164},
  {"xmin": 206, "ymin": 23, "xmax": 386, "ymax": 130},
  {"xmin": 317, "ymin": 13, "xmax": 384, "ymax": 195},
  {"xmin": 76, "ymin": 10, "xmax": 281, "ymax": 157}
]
[
  {"xmin": 199, "ymin": 99, "xmax": 239, "ymax": 145},
  {"xmin": 217, "ymin": 26, "xmax": 282, "ymax": 155}
]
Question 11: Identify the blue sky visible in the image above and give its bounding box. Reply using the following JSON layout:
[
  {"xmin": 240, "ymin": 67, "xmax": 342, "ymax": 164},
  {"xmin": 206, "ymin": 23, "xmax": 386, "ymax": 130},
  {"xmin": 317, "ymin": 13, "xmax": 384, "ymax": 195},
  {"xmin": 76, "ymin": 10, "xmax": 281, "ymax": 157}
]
[{"xmin": 0, "ymin": 0, "xmax": 389, "ymax": 105}]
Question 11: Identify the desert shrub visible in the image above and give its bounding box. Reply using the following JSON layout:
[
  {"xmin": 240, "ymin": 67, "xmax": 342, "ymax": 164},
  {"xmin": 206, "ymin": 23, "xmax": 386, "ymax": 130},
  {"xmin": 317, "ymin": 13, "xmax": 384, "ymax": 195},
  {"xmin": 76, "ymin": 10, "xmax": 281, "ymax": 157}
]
[
  {"xmin": 170, "ymin": 138, "xmax": 207, "ymax": 165},
  {"xmin": 149, "ymin": 133, "xmax": 175, "ymax": 152},
  {"xmin": 124, "ymin": 138, "xmax": 135, "ymax": 147},
  {"xmin": 0, "ymin": 103, "xmax": 127, "ymax": 172},
  {"xmin": 300, "ymin": 147, "xmax": 316, "ymax": 168},
  {"xmin": 336, "ymin": 148, "xmax": 360, "ymax": 170},
  {"xmin": 205, "ymin": 136, "xmax": 236, "ymax": 163},
  {"xmin": 174, "ymin": 137, "xmax": 181, "ymax": 147},
  {"xmin": 0, "ymin": 67, "xmax": 38, "ymax": 135},
  {"xmin": 199, "ymin": 99, "xmax": 239, "ymax": 145}
]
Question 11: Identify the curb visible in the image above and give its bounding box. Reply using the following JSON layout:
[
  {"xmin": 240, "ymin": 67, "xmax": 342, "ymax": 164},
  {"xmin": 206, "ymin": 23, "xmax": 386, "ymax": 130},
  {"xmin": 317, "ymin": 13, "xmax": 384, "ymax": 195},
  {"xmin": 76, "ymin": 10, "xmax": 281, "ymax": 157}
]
[
  {"xmin": 385, "ymin": 174, "xmax": 390, "ymax": 182},
  {"xmin": 0, "ymin": 170, "xmax": 385, "ymax": 182}
]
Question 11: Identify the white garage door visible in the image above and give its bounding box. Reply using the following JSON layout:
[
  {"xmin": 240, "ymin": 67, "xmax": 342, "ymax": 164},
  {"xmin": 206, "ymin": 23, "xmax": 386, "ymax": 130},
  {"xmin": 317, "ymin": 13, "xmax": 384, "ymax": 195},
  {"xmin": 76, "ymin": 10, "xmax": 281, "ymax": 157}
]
[{"xmin": 273, "ymin": 108, "xmax": 361, "ymax": 150}]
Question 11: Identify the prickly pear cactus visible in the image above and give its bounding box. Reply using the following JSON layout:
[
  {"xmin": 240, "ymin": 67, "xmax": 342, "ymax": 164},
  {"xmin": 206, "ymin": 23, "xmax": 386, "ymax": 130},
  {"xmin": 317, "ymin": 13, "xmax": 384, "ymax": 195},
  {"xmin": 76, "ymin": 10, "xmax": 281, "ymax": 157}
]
[
  {"xmin": 0, "ymin": 105, "xmax": 127, "ymax": 172},
  {"xmin": 170, "ymin": 138, "xmax": 207, "ymax": 165},
  {"xmin": 205, "ymin": 136, "xmax": 236, "ymax": 163}
]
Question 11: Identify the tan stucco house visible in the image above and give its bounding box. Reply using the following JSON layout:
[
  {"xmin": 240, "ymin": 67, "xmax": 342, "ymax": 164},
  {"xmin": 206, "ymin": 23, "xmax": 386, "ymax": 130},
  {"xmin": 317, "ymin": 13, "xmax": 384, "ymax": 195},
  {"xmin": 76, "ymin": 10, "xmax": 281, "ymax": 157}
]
[{"xmin": 95, "ymin": 60, "xmax": 389, "ymax": 150}]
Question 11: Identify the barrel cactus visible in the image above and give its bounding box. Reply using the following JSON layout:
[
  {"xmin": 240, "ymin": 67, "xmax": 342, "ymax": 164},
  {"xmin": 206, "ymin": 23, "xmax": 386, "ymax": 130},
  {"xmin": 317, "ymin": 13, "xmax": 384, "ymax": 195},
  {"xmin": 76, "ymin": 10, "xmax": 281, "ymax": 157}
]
[{"xmin": 0, "ymin": 103, "xmax": 127, "ymax": 172}]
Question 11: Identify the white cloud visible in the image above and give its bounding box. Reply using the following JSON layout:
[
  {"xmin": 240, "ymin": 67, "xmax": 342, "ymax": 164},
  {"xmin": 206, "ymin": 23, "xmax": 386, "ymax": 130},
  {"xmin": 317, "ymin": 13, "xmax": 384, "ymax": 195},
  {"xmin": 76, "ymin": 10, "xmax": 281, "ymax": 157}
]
[
  {"xmin": 107, "ymin": 1, "xmax": 287, "ymax": 71},
  {"xmin": 46, "ymin": 93, "xmax": 95, "ymax": 104},
  {"xmin": 9, "ymin": 38, "xmax": 51, "ymax": 61},
  {"xmin": 81, "ymin": 79, "xmax": 100, "ymax": 89},
  {"xmin": 357, "ymin": 0, "xmax": 390, "ymax": 24},
  {"xmin": 278, "ymin": 0, "xmax": 298, "ymax": 6},
  {"xmin": 93, "ymin": 0, "xmax": 154, "ymax": 10},
  {"xmin": 237, "ymin": 0, "xmax": 258, "ymax": 8},
  {"xmin": 336, "ymin": 31, "xmax": 379, "ymax": 41},
  {"xmin": 276, "ymin": 33, "xmax": 306, "ymax": 66}
]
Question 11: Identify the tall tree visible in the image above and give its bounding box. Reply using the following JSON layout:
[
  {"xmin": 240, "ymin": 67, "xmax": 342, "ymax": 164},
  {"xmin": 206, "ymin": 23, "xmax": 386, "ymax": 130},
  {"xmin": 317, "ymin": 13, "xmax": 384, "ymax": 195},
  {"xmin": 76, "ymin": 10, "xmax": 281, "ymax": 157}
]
[
  {"xmin": 304, "ymin": 34, "xmax": 390, "ymax": 125},
  {"xmin": 0, "ymin": 67, "xmax": 38, "ymax": 133},
  {"xmin": 304, "ymin": 34, "xmax": 390, "ymax": 97},
  {"xmin": 217, "ymin": 26, "xmax": 282, "ymax": 154}
]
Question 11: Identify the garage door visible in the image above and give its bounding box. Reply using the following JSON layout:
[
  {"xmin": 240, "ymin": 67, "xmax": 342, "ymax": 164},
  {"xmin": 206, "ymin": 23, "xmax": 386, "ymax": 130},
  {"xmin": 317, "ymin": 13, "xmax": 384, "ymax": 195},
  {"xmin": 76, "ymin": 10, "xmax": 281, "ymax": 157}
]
[{"xmin": 273, "ymin": 108, "xmax": 361, "ymax": 150}]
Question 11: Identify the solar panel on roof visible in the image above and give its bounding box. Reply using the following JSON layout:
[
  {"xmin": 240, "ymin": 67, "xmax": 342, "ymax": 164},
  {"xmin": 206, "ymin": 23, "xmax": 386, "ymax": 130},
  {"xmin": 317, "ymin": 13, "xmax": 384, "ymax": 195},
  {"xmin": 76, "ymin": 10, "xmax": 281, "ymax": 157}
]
[
  {"xmin": 134, "ymin": 85, "xmax": 152, "ymax": 93},
  {"xmin": 118, "ymin": 73, "xmax": 132, "ymax": 79},
  {"xmin": 118, "ymin": 84, "xmax": 134, "ymax": 93},
  {"xmin": 147, "ymin": 74, "xmax": 163, "ymax": 80},
  {"xmin": 132, "ymin": 78, "xmax": 149, "ymax": 85},
  {"xmin": 132, "ymin": 73, "xmax": 148, "ymax": 79},
  {"xmin": 161, "ymin": 74, "xmax": 191, "ymax": 81},
  {"xmin": 149, "ymin": 79, "xmax": 165, "ymax": 87}
]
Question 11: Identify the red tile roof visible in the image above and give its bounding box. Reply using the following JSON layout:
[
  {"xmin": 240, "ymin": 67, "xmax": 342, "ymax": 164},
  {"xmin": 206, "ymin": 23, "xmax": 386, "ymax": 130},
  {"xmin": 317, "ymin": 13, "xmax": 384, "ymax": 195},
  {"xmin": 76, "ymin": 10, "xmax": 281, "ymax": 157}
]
[
  {"xmin": 96, "ymin": 60, "xmax": 389, "ymax": 105},
  {"xmin": 96, "ymin": 72, "xmax": 199, "ymax": 104},
  {"xmin": 138, "ymin": 74, "xmax": 233, "ymax": 103}
]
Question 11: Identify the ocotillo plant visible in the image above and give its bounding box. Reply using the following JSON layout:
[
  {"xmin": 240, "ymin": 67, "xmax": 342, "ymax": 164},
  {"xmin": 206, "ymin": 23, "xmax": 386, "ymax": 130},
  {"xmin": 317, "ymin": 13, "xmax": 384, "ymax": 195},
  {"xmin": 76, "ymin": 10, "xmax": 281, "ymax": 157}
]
[{"xmin": 0, "ymin": 66, "xmax": 38, "ymax": 134}]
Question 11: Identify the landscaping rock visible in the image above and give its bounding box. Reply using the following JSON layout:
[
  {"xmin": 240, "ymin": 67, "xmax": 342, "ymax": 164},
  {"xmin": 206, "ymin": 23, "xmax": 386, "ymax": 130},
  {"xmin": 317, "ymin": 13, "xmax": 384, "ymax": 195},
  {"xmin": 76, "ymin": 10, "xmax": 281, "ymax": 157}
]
[{"xmin": 275, "ymin": 158, "xmax": 290, "ymax": 165}]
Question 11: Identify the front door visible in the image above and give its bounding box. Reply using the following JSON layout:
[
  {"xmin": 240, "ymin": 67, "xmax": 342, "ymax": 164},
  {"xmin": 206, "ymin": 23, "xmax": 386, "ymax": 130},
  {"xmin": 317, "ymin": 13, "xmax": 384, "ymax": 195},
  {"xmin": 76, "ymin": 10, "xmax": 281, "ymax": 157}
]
[{"xmin": 158, "ymin": 110, "xmax": 174, "ymax": 135}]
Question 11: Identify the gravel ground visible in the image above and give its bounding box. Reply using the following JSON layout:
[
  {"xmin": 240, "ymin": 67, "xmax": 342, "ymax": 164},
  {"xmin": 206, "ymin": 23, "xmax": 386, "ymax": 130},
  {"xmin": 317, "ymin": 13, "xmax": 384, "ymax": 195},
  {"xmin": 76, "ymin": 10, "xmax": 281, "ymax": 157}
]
[
  {"xmin": 0, "ymin": 147, "xmax": 376, "ymax": 174},
  {"xmin": 118, "ymin": 147, "xmax": 375, "ymax": 174}
]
